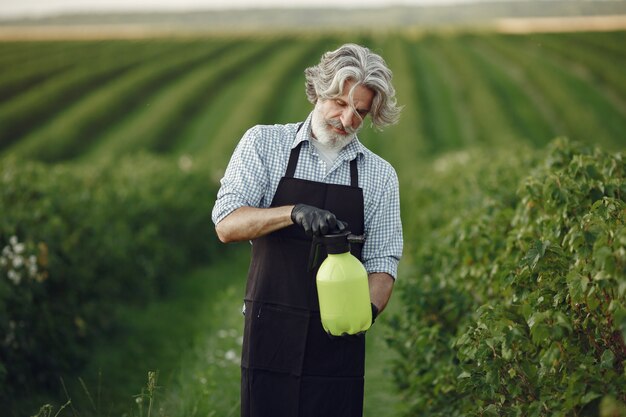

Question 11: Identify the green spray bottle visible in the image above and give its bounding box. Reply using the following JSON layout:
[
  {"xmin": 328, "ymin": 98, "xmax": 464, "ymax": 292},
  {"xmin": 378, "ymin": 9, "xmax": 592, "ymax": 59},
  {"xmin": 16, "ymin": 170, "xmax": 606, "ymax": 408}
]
[{"xmin": 309, "ymin": 231, "xmax": 372, "ymax": 336}]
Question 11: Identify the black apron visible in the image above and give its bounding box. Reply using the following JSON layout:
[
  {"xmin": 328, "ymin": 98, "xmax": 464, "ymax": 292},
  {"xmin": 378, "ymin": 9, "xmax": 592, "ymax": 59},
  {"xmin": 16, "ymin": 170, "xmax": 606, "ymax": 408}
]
[{"xmin": 241, "ymin": 132, "xmax": 366, "ymax": 417}]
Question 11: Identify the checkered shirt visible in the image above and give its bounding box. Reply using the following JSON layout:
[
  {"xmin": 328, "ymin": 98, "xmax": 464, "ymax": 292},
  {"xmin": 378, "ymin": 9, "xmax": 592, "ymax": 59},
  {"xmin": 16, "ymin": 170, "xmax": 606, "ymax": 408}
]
[{"xmin": 212, "ymin": 112, "xmax": 403, "ymax": 279}]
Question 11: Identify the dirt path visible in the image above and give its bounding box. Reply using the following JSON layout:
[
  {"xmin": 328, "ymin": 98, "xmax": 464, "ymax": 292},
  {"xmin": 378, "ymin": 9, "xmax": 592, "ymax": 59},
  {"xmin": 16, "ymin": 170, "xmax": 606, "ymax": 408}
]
[
  {"xmin": 1, "ymin": 15, "xmax": 625, "ymax": 41},
  {"xmin": 493, "ymin": 15, "xmax": 626, "ymax": 33}
]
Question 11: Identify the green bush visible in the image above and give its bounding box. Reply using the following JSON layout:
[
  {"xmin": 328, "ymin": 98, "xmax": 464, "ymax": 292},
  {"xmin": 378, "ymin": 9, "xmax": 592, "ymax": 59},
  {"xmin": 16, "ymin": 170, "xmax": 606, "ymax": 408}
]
[
  {"xmin": 389, "ymin": 138, "xmax": 626, "ymax": 416},
  {"xmin": 0, "ymin": 154, "xmax": 221, "ymax": 401}
]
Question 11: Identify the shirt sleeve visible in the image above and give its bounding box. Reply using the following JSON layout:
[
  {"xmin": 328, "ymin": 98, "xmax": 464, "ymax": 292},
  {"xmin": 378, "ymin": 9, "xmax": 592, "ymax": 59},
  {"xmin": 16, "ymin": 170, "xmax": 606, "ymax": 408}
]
[
  {"xmin": 361, "ymin": 168, "xmax": 403, "ymax": 279},
  {"xmin": 212, "ymin": 126, "xmax": 269, "ymax": 225}
]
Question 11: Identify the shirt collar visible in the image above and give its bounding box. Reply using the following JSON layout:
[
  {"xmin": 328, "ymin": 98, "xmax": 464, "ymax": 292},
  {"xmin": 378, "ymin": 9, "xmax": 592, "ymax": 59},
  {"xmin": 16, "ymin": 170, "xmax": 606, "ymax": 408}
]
[{"xmin": 293, "ymin": 112, "xmax": 366, "ymax": 161}]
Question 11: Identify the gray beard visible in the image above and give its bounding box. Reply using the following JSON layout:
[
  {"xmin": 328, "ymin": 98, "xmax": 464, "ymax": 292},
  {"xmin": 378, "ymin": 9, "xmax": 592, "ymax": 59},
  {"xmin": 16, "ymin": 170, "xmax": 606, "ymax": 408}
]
[{"xmin": 311, "ymin": 109, "xmax": 360, "ymax": 151}]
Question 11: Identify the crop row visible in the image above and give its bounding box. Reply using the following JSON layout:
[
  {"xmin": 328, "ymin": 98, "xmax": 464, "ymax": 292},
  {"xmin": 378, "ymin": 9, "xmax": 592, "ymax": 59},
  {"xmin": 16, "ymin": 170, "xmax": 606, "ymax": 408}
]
[
  {"xmin": 0, "ymin": 40, "xmax": 185, "ymax": 151},
  {"xmin": 0, "ymin": 154, "xmax": 225, "ymax": 408},
  {"xmin": 0, "ymin": 41, "xmax": 160, "ymax": 102},
  {"xmin": 390, "ymin": 138, "xmax": 626, "ymax": 416},
  {"xmin": 11, "ymin": 41, "xmax": 239, "ymax": 161},
  {"xmin": 0, "ymin": 31, "xmax": 624, "ymax": 167},
  {"xmin": 386, "ymin": 33, "xmax": 625, "ymax": 160}
]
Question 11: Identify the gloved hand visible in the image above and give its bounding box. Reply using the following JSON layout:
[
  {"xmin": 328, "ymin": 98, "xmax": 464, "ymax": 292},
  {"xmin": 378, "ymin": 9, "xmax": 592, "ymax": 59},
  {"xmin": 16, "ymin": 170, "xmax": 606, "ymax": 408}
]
[
  {"xmin": 291, "ymin": 204, "xmax": 347, "ymax": 237},
  {"xmin": 326, "ymin": 304, "xmax": 380, "ymax": 340}
]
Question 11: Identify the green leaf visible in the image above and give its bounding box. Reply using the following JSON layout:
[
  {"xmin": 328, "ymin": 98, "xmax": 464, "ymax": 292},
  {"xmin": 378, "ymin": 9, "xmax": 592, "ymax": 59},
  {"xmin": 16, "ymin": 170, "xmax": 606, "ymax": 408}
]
[
  {"xmin": 522, "ymin": 240, "xmax": 550, "ymax": 271},
  {"xmin": 585, "ymin": 164, "xmax": 603, "ymax": 180},
  {"xmin": 581, "ymin": 391, "xmax": 602, "ymax": 405},
  {"xmin": 554, "ymin": 312, "xmax": 573, "ymax": 334},
  {"xmin": 482, "ymin": 404, "xmax": 499, "ymax": 417},
  {"xmin": 612, "ymin": 302, "xmax": 626, "ymax": 339},
  {"xmin": 530, "ymin": 323, "xmax": 551, "ymax": 345},
  {"xmin": 594, "ymin": 246, "xmax": 615, "ymax": 273},
  {"xmin": 601, "ymin": 349, "xmax": 615, "ymax": 369},
  {"xmin": 567, "ymin": 271, "xmax": 589, "ymax": 304},
  {"xmin": 508, "ymin": 368, "xmax": 517, "ymax": 378},
  {"xmin": 593, "ymin": 271, "xmax": 613, "ymax": 281},
  {"xmin": 502, "ymin": 343, "xmax": 513, "ymax": 361}
]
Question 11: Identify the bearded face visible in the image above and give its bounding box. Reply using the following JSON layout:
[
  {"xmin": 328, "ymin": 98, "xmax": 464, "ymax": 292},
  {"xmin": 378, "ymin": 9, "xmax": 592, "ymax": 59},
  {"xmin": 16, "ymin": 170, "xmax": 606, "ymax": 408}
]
[
  {"xmin": 310, "ymin": 80, "xmax": 374, "ymax": 150},
  {"xmin": 311, "ymin": 105, "xmax": 361, "ymax": 150}
]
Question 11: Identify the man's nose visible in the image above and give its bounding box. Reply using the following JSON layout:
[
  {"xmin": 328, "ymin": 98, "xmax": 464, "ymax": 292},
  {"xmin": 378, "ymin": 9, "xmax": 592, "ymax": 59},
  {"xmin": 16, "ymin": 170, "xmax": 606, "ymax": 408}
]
[{"xmin": 340, "ymin": 108, "xmax": 355, "ymax": 129}]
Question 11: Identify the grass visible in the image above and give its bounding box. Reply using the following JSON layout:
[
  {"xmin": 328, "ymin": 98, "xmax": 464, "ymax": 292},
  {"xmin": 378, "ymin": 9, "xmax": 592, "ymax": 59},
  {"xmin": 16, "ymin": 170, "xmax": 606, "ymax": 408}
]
[
  {"xmin": 20, "ymin": 245, "xmax": 249, "ymax": 416},
  {"xmin": 364, "ymin": 277, "xmax": 406, "ymax": 417}
]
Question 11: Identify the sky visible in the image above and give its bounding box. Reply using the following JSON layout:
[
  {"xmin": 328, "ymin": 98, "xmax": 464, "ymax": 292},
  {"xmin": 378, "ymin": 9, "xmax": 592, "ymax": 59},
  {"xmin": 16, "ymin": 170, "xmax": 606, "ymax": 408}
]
[{"xmin": 0, "ymin": 0, "xmax": 511, "ymax": 18}]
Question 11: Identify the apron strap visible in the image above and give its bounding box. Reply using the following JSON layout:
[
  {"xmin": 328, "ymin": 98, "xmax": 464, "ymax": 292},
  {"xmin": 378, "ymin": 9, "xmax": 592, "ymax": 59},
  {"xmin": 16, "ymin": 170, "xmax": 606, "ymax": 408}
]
[
  {"xmin": 285, "ymin": 123, "xmax": 304, "ymax": 178},
  {"xmin": 285, "ymin": 142, "xmax": 302, "ymax": 178},
  {"xmin": 285, "ymin": 122, "xmax": 359, "ymax": 188},
  {"xmin": 350, "ymin": 158, "xmax": 358, "ymax": 188}
]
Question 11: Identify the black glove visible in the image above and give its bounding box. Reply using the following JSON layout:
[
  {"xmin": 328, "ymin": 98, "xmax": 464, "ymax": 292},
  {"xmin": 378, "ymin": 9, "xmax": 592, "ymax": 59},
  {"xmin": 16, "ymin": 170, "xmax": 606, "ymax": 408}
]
[
  {"xmin": 291, "ymin": 204, "xmax": 347, "ymax": 237},
  {"xmin": 371, "ymin": 303, "xmax": 379, "ymax": 325}
]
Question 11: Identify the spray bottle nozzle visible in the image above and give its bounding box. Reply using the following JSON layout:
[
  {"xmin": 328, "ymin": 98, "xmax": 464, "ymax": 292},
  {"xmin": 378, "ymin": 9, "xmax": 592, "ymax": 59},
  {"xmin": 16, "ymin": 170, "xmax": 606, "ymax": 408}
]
[{"xmin": 347, "ymin": 234, "xmax": 365, "ymax": 244}]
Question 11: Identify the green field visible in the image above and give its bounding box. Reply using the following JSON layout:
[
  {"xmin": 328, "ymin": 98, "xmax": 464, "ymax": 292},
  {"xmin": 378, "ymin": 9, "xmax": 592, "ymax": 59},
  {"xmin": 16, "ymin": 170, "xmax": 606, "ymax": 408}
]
[
  {"xmin": 2, "ymin": 32, "xmax": 624, "ymax": 165},
  {"xmin": 1, "ymin": 30, "xmax": 625, "ymax": 416}
]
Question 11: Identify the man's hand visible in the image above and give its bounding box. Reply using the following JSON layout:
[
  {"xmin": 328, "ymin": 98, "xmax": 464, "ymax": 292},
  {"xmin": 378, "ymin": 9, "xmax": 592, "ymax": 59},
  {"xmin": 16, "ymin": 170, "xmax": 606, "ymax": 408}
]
[
  {"xmin": 291, "ymin": 204, "xmax": 347, "ymax": 237},
  {"xmin": 369, "ymin": 272, "xmax": 394, "ymax": 315}
]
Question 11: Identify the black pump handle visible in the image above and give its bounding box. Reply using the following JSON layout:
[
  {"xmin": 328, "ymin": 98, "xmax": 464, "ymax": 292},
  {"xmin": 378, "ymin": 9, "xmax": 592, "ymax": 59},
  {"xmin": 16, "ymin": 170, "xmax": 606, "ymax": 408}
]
[
  {"xmin": 307, "ymin": 231, "xmax": 366, "ymax": 272},
  {"xmin": 308, "ymin": 236, "xmax": 323, "ymax": 272}
]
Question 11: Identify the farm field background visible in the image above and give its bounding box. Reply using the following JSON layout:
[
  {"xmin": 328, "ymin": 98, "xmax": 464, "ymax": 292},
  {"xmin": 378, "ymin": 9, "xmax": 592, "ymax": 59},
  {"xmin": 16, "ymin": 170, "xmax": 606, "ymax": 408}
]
[{"xmin": 1, "ymin": 28, "xmax": 625, "ymax": 416}]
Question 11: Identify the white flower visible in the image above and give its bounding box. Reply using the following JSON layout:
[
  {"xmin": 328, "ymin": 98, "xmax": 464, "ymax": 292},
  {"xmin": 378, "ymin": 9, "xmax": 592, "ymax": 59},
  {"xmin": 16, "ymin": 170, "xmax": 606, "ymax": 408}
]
[
  {"xmin": 28, "ymin": 264, "xmax": 38, "ymax": 278},
  {"xmin": 225, "ymin": 349, "xmax": 238, "ymax": 363},
  {"xmin": 12, "ymin": 256, "xmax": 23, "ymax": 269},
  {"xmin": 9, "ymin": 236, "xmax": 17, "ymax": 246},
  {"xmin": 14, "ymin": 243, "xmax": 24, "ymax": 254},
  {"xmin": 7, "ymin": 270, "xmax": 21, "ymax": 285}
]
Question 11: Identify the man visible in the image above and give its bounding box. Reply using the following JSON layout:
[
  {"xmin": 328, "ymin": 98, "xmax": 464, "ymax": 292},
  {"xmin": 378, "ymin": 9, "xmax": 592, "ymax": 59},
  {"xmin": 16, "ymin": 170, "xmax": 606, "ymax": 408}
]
[{"xmin": 212, "ymin": 43, "xmax": 403, "ymax": 417}]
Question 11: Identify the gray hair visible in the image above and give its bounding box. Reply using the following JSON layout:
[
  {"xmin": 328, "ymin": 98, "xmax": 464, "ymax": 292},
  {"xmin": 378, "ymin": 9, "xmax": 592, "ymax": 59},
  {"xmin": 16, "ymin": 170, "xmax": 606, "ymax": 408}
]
[{"xmin": 304, "ymin": 43, "xmax": 401, "ymax": 129}]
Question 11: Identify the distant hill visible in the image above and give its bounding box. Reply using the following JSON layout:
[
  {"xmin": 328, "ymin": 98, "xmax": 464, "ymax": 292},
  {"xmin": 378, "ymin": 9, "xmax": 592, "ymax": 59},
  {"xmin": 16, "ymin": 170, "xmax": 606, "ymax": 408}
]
[{"xmin": 2, "ymin": 0, "xmax": 626, "ymax": 32}]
